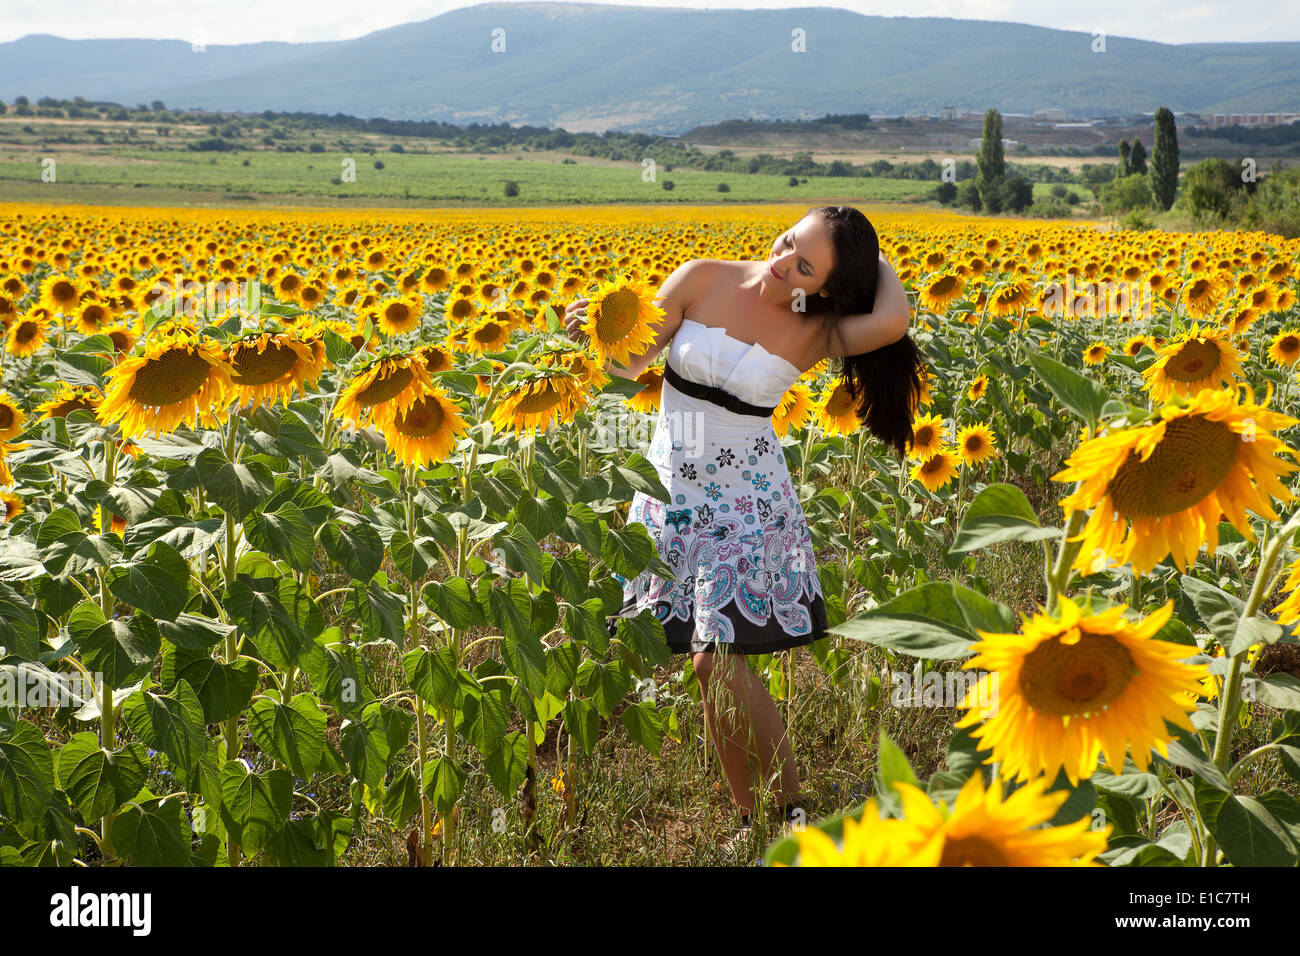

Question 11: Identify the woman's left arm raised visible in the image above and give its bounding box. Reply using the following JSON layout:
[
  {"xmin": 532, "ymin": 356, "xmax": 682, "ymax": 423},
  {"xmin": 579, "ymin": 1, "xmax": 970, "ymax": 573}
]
[{"xmin": 825, "ymin": 253, "xmax": 911, "ymax": 357}]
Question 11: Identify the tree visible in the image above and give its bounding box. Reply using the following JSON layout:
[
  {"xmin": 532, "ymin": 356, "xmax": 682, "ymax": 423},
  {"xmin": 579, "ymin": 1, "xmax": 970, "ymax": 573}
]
[
  {"xmin": 1149, "ymin": 107, "xmax": 1180, "ymax": 211},
  {"xmin": 503, "ymin": 180, "xmax": 519, "ymax": 197},
  {"xmin": 977, "ymin": 109, "xmax": 1005, "ymax": 212},
  {"xmin": 151, "ymin": 100, "xmax": 166, "ymax": 111},
  {"xmin": 933, "ymin": 182, "xmax": 958, "ymax": 204},
  {"xmin": 1129, "ymin": 139, "xmax": 1148, "ymax": 175},
  {"xmin": 958, "ymin": 179, "xmax": 982, "ymax": 212},
  {"xmin": 1118, "ymin": 139, "xmax": 1131, "ymax": 177}
]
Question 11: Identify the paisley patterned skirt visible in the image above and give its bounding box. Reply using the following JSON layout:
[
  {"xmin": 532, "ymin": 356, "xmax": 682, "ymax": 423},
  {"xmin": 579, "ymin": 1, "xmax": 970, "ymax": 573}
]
[{"xmin": 606, "ymin": 371, "xmax": 829, "ymax": 655}]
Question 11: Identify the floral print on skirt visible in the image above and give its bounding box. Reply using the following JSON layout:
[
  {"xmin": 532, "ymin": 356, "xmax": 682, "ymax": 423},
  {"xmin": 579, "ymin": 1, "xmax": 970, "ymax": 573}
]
[{"xmin": 608, "ymin": 424, "xmax": 829, "ymax": 655}]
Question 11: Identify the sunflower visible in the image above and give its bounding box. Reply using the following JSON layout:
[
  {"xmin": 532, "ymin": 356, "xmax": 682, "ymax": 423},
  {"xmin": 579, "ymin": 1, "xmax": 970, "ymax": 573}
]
[
  {"xmin": 75, "ymin": 300, "xmax": 112, "ymax": 336},
  {"xmin": 625, "ymin": 365, "xmax": 664, "ymax": 415},
  {"xmin": 5, "ymin": 312, "xmax": 49, "ymax": 358},
  {"xmin": 1275, "ymin": 553, "xmax": 1300, "ymax": 628},
  {"xmin": 37, "ymin": 385, "xmax": 101, "ymax": 420},
  {"xmin": 0, "ymin": 391, "xmax": 25, "ymax": 442},
  {"xmin": 333, "ymin": 353, "xmax": 434, "ymax": 429},
  {"xmin": 1054, "ymin": 384, "xmax": 1298, "ymax": 576},
  {"xmin": 956, "ymin": 594, "xmax": 1206, "ymax": 785},
  {"xmin": 893, "ymin": 772, "xmax": 1109, "ymax": 866},
  {"xmin": 911, "ymin": 448, "xmax": 959, "ymax": 492},
  {"xmin": 581, "ymin": 275, "xmax": 664, "ymax": 369},
  {"xmin": 1142, "ymin": 324, "xmax": 1244, "ymax": 404},
  {"xmin": 227, "ymin": 331, "xmax": 325, "ymax": 409},
  {"xmin": 1123, "ymin": 334, "xmax": 1150, "ymax": 357},
  {"xmin": 920, "ymin": 274, "xmax": 964, "ymax": 313},
  {"xmin": 1182, "ymin": 275, "xmax": 1223, "ymax": 318},
  {"xmin": 417, "ymin": 343, "xmax": 456, "ymax": 374},
  {"xmin": 778, "ymin": 799, "xmax": 935, "ymax": 867},
  {"xmin": 374, "ymin": 294, "xmax": 423, "ymax": 337},
  {"xmin": 465, "ymin": 315, "xmax": 513, "ymax": 355},
  {"xmin": 38, "ymin": 275, "xmax": 82, "ymax": 314},
  {"xmin": 966, "ymin": 374, "xmax": 988, "ymax": 403},
  {"xmin": 445, "ymin": 294, "xmax": 478, "ymax": 326},
  {"xmin": 474, "ymin": 360, "xmax": 506, "ymax": 398},
  {"xmin": 909, "ymin": 412, "xmax": 946, "ymax": 460},
  {"xmin": 378, "ymin": 385, "xmax": 469, "ymax": 469},
  {"xmin": 989, "ymin": 281, "xmax": 1033, "ymax": 317},
  {"xmin": 103, "ymin": 324, "xmax": 138, "ymax": 357},
  {"xmin": 814, "ymin": 380, "xmax": 861, "ymax": 437},
  {"xmin": 489, "ymin": 372, "xmax": 584, "ymax": 438},
  {"xmin": 957, "ymin": 423, "xmax": 997, "ymax": 466},
  {"xmin": 98, "ymin": 327, "xmax": 234, "ymax": 437},
  {"xmin": 542, "ymin": 348, "xmax": 608, "ymax": 391},
  {"xmin": 1082, "ymin": 341, "xmax": 1108, "ymax": 366},
  {"xmin": 772, "ymin": 381, "xmax": 815, "ymax": 437},
  {"xmin": 1268, "ymin": 329, "xmax": 1300, "ymax": 367},
  {"xmin": 1, "ymin": 489, "xmax": 23, "ymax": 523}
]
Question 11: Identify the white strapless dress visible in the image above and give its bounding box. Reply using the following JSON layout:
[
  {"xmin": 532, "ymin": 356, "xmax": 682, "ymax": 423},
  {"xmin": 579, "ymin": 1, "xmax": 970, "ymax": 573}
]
[{"xmin": 607, "ymin": 319, "xmax": 828, "ymax": 655}]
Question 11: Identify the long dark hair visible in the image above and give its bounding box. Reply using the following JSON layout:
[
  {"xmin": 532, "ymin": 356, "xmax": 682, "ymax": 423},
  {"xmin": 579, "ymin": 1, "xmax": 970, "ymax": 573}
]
[{"xmin": 797, "ymin": 205, "xmax": 925, "ymax": 460}]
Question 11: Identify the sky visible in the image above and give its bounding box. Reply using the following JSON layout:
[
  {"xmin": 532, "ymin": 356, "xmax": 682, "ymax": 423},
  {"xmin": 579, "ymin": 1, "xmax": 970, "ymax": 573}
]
[{"xmin": 2, "ymin": 0, "xmax": 1298, "ymax": 46}]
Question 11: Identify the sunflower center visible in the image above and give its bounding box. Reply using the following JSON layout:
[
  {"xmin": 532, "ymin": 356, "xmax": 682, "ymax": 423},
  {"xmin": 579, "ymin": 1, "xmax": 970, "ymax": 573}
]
[
  {"xmin": 126, "ymin": 348, "xmax": 213, "ymax": 407},
  {"xmin": 474, "ymin": 322, "xmax": 504, "ymax": 344},
  {"xmin": 395, "ymin": 396, "xmax": 446, "ymax": 437},
  {"xmin": 51, "ymin": 281, "xmax": 77, "ymax": 303},
  {"xmin": 964, "ymin": 435, "xmax": 985, "ymax": 452},
  {"xmin": 0, "ymin": 406, "xmax": 13, "ymax": 429},
  {"xmin": 1280, "ymin": 335, "xmax": 1299, "ymax": 356},
  {"xmin": 921, "ymin": 455, "xmax": 947, "ymax": 475},
  {"xmin": 109, "ymin": 331, "xmax": 131, "ymax": 352},
  {"xmin": 514, "ymin": 381, "xmax": 566, "ymax": 414},
  {"xmin": 51, "ymin": 397, "xmax": 96, "ymax": 418},
  {"xmin": 930, "ymin": 276, "xmax": 957, "ymax": 296},
  {"xmin": 354, "ymin": 365, "xmax": 413, "ymax": 406},
  {"xmin": 230, "ymin": 341, "xmax": 299, "ymax": 385},
  {"xmin": 385, "ymin": 302, "xmax": 413, "ymax": 325},
  {"xmin": 915, "ymin": 425, "xmax": 936, "ymax": 445},
  {"xmin": 1165, "ymin": 340, "xmax": 1222, "ymax": 381},
  {"xmin": 1020, "ymin": 631, "xmax": 1135, "ymax": 717},
  {"xmin": 594, "ymin": 290, "xmax": 640, "ymax": 342},
  {"xmin": 827, "ymin": 386, "xmax": 854, "ymax": 416},
  {"xmin": 1106, "ymin": 415, "xmax": 1239, "ymax": 518},
  {"xmin": 15, "ymin": 321, "xmax": 39, "ymax": 344},
  {"xmin": 939, "ymin": 835, "xmax": 1009, "ymax": 867}
]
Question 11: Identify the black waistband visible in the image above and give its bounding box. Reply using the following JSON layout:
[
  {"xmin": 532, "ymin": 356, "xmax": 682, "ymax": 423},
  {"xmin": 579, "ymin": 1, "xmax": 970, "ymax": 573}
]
[{"xmin": 662, "ymin": 361, "xmax": 778, "ymax": 418}]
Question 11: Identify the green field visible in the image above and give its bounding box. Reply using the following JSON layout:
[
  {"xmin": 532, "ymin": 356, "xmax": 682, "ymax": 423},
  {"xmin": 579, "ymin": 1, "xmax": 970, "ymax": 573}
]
[{"xmin": 0, "ymin": 149, "xmax": 964, "ymax": 207}]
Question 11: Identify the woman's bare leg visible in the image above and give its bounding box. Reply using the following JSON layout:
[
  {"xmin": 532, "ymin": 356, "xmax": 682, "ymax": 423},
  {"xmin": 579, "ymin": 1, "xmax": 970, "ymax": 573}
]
[{"xmin": 694, "ymin": 650, "xmax": 799, "ymax": 817}]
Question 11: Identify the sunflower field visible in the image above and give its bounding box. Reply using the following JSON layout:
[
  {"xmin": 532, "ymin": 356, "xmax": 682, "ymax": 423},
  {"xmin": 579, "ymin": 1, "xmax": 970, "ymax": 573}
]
[{"xmin": 1, "ymin": 201, "xmax": 1300, "ymax": 868}]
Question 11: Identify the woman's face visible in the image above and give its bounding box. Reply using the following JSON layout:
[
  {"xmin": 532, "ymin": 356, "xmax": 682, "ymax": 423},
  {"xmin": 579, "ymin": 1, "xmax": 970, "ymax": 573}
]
[{"xmin": 760, "ymin": 214, "xmax": 836, "ymax": 305}]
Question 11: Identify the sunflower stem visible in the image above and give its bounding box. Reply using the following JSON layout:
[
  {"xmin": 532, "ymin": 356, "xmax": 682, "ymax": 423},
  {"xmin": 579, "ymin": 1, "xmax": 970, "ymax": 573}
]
[{"xmin": 1046, "ymin": 504, "xmax": 1087, "ymax": 615}]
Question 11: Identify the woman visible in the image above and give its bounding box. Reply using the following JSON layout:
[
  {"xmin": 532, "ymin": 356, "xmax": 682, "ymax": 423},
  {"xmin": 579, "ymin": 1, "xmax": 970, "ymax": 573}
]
[{"xmin": 565, "ymin": 205, "xmax": 923, "ymax": 856}]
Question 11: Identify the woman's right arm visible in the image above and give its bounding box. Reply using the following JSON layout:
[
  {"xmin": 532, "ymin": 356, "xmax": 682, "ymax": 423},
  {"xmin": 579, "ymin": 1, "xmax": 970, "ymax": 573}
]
[{"xmin": 565, "ymin": 260, "xmax": 697, "ymax": 379}]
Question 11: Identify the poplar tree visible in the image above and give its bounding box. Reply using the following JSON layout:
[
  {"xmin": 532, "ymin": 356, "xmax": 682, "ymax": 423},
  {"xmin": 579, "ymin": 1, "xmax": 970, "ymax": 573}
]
[
  {"xmin": 977, "ymin": 109, "xmax": 1005, "ymax": 213},
  {"xmin": 1150, "ymin": 108, "xmax": 1180, "ymax": 211}
]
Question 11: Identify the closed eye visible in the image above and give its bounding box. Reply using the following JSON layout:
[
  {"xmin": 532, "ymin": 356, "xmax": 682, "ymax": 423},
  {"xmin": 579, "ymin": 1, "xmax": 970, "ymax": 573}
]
[{"xmin": 783, "ymin": 234, "xmax": 812, "ymax": 276}]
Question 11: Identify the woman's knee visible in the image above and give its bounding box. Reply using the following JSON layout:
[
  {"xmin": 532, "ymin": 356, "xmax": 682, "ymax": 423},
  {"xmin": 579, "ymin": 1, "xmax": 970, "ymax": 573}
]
[{"xmin": 692, "ymin": 651, "xmax": 714, "ymax": 683}]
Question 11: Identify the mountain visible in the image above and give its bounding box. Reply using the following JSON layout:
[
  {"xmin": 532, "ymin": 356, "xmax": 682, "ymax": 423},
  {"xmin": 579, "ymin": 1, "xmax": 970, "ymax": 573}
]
[{"xmin": 3, "ymin": 2, "xmax": 1298, "ymax": 135}]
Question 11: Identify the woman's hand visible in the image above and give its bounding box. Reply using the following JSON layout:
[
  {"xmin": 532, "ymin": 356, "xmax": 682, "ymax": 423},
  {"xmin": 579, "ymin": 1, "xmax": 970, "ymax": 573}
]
[{"xmin": 564, "ymin": 298, "xmax": 590, "ymax": 343}]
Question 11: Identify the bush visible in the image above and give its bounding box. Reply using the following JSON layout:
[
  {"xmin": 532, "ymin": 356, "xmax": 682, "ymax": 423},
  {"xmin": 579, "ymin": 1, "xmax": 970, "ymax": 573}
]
[
  {"xmin": 1099, "ymin": 173, "xmax": 1153, "ymax": 214},
  {"xmin": 373, "ymin": 160, "xmax": 385, "ymax": 170},
  {"xmin": 788, "ymin": 176, "xmax": 800, "ymax": 186},
  {"xmin": 662, "ymin": 180, "xmax": 675, "ymax": 191},
  {"xmin": 1026, "ymin": 198, "xmax": 1073, "ymax": 218},
  {"xmin": 390, "ymin": 143, "xmax": 405, "ymax": 153},
  {"xmin": 1243, "ymin": 166, "xmax": 1300, "ymax": 238},
  {"xmin": 1001, "ymin": 175, "xmax": 1034, "ymax": 212},
  {"xmin": 308, "ymin": 142, "xmax": 325, "ymax": 153},
  {"xmin": 716, "ymin": 182, "xmax": 730, "ymax": 192},
  {"xmin": 957, "ymin": 179, "xmax": 982, "ymax": 212},
  {"xmin": 1180, "ymin": 157, "xmax": 1252, "ymax": 223},
  {"xmin": 1119, "ymin": 208, "xmax": 1156, "ymax": 231},
  {"xmin": 933, "ymin": 182, "xmax": 958, "ymax": 204},
  {"xmin": 503, "ymin": 180, "xmax": 519, "ymax": 197}
]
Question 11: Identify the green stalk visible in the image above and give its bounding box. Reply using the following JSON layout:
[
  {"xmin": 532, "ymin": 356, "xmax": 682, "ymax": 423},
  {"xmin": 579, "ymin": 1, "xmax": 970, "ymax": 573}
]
[
  {"xmin": 1045, "ymin": 502, "xmax": 1088, "ymax": 615},
  {"xmin": 1202, "ymin": 512, "xmax": 1300, "ymax": 865}
]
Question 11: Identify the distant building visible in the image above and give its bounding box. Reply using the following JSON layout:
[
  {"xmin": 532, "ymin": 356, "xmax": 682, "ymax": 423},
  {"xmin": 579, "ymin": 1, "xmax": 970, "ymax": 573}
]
[
  {"xmin": 1207, "ymin": 112, "xmax": 1300, "ymax": 127},
  {"xmin": 939, "ymin": 105, "xmax": 958, "ymax": 120},
  {"xmin": 1034, "ymin": 108, "xmax": 1067, "ymax": 122}
]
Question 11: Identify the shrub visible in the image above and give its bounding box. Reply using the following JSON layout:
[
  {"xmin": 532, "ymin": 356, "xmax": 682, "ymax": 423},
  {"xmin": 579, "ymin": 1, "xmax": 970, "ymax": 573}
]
[{"xmin": 1100, "ymin": 173, "xmax": 1154, "ymax": 215}]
